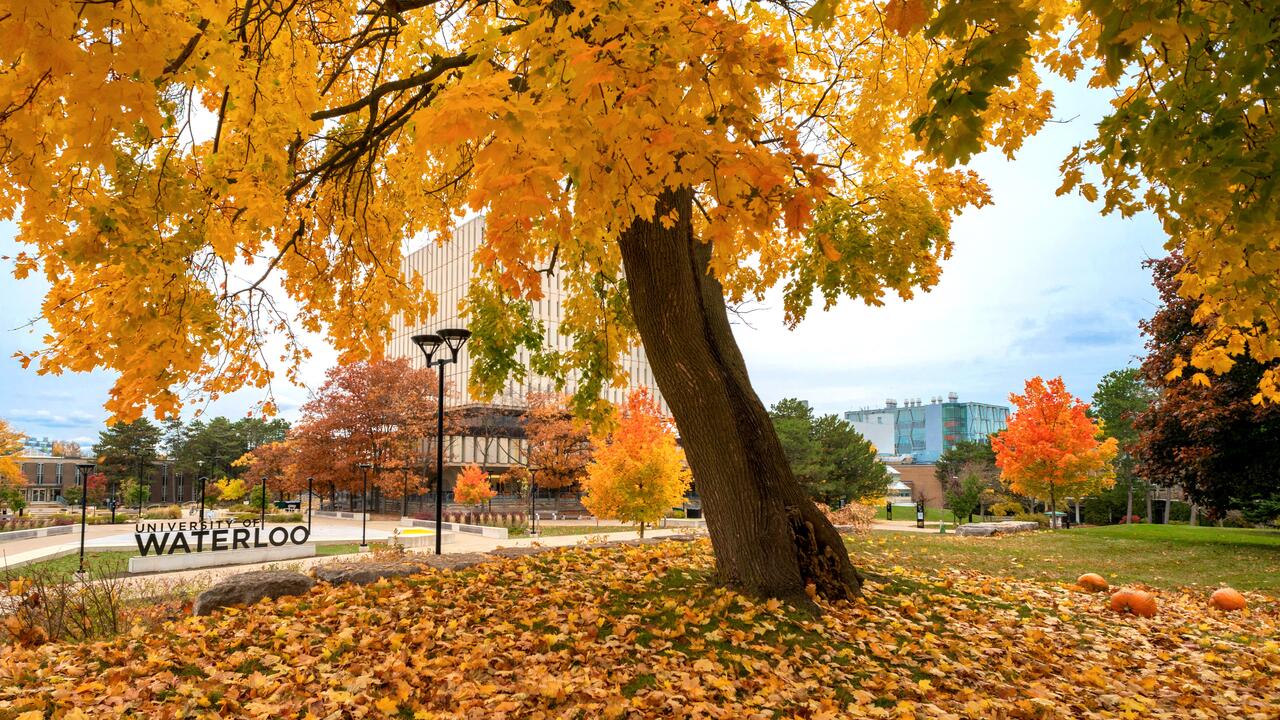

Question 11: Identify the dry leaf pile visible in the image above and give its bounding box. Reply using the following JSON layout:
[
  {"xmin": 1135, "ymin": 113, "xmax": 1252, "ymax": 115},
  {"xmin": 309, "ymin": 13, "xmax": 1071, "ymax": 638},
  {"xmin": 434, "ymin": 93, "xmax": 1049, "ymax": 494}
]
[{"xmin": 0, "ymin": 540, "xmax": 1276, "ymax": 719}]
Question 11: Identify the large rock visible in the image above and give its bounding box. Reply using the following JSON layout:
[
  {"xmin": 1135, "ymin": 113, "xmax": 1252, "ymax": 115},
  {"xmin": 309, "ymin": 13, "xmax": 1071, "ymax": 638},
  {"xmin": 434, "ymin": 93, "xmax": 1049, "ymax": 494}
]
[
  {"xmin": 419, "ymin": 552, "xmax": 497, "ymax": 571},
  {"xmin": 489, "ymin": 545, "xmax": 561, "ymax": 558},
  {"xmin": 954, "ymin": 521, "xmax": 1041, "ymax": 537},
  {"xmin": 194, "ymin": 570, "xmax": 315, "ymax": 616},
  {"xmin": 313, "ymin": 560, "xmax": 428, "ymax": 586}
]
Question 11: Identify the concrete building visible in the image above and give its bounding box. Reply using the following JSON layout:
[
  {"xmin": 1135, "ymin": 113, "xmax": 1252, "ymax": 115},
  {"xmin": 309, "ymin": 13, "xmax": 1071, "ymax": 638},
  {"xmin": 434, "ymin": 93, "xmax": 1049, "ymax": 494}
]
[
  {"xmin": 848, "ymin": 412, "xmax": 895, "ymax": 458},
  {"xmin": 385, "ymin": 215, "xmax": 665, "ymax": 496},
  {"xmin": 845, "ymin": 393, "xmax": 1008, "ymax": 464}
]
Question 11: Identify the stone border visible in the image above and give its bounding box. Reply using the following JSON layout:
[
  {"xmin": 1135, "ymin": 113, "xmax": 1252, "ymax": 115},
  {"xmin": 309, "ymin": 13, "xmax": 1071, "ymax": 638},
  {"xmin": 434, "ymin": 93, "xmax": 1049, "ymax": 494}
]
[
  {"xmin": 0, "ymin": 524, "xmax": 75, "ymax": 545},
  {"xmin": 400, "ymin": 517, "xmax": 507, "ymax": 539}
]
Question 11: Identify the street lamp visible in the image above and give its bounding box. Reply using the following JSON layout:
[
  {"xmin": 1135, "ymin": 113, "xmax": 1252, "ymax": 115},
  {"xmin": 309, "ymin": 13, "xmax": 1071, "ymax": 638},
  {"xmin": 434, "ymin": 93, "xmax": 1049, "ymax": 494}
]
[
  {"xmin": 197, "ymin": 476, "xmax": 208, "ymax": 525},
  {"xmin": 358, "ymin": 462, "xmax": 373, "ymax": 549},
  {"xmin": 74, "ymin": 461, "xmax": 95, "ymax": 578},
  {"xmin": 307, "ymin": 476, "xmax": 314, "ymax": 531},
  {"xmin": 259, "ymin": 476, "xmax": 268, "ymax": 528},
  {"xmin": 412, "ymin": 327, "xmax": 471, "ymax": 555}
]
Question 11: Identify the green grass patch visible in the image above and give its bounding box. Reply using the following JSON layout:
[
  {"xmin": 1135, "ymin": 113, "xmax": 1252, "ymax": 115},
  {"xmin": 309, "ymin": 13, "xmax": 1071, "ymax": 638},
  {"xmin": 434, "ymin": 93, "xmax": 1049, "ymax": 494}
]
[{"xmin": 850, "ymin": 523, "xmax": 1280, "ymax": 593}]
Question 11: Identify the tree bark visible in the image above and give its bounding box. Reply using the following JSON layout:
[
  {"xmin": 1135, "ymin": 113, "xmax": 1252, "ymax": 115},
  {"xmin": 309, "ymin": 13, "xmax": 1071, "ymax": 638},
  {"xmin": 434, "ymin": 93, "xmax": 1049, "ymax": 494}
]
[
  {"xmin": 1125, "ymin": 478, "xmax": 1134, "ymax": 523},
  {"xmin": 1049, "ymin": 483, "xmax": 1057, "ymax": 530},
  {"xmin": 617, "ymin": 186, "xmax": 861, "ymax": 604}
]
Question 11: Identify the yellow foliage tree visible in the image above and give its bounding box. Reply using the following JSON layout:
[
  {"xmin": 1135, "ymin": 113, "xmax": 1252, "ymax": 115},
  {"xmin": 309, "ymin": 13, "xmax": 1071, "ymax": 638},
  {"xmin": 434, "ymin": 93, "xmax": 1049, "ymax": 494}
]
[
  {"xmin": 0, "ymin": 420, "xmax": 25, "ymax": 487},
  {"xmin": 0, "ymin": 0, "xmax": 1058, "ymax": 598},
  {"xmin": 213, "ymin": 478, "xmax": 247, "ymax": 503},
  {"xmin": 582, "ymin": 390, "xmax": 691, "ymax": 537}
]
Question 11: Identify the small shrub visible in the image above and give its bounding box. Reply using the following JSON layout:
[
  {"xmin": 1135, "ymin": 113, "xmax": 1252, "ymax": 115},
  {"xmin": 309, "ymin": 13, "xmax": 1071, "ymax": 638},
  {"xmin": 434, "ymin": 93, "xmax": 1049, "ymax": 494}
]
[
  {"xmin": 142, "ymin": 505, "xmax": 182, "ymax": 520},
  {"xmin": 1012, "ymin": 512, "xmax": 1050, "ymax": 528},
  {"xmin": 990, "ymin": 502, "xmax": 1023, "ymax": 517},
  {"xmin": 1220, "ymin": 510, "xmax": 1252, "ymax": 528},
  {"xmin": 817, "ymin": 502, "xmax": 876, "ymax": 534},
  {"xmin": 266, "ymin": 512, "xmax": 303, "ymax": 523}
]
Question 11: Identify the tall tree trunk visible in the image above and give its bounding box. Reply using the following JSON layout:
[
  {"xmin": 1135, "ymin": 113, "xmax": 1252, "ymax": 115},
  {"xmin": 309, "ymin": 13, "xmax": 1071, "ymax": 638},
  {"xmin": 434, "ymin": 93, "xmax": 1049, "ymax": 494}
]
[
  {"xmin": 1049, "ymin": 483, "xmax": 1057, "ymax": 530},
  {"xmin": 1125, "ymin": 478, "xmax": 1134, "ymax": 523},
  {"xmin": 617, "ymin": 186, "xmax": 860, "ymax": 604},
  {"xmin": 1145, "ymin": 485, "xmax": 1153, "ymax": 523}
]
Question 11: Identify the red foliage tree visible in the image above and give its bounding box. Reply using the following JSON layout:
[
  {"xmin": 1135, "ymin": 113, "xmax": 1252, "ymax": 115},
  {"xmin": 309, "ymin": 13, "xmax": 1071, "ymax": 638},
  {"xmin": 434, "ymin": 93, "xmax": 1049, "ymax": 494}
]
[
  {"xmin": 522, "ymin": 393, "xmax": 593, "ymax": 502},
  {"xmin": 1135, "ymin": 254, "xmax": 1280, "ymax": 515},
  {"xmin": 290, "ymin": 358, "xmax": 442, "ymax": 508}
]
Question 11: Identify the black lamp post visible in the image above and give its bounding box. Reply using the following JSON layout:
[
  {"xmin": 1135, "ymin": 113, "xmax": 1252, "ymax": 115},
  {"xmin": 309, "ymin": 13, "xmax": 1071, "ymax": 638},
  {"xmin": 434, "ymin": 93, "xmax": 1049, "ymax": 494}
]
[
  {"xmin": 412, "ymin": 327, "xmax": 471, "ymax": 555},
  {"xmin": 198, "ymin": 476, "xmax": 208, "ymax": 526},
  {"xmin": 358, "ymin": 462, "xmax": 373, "ymax": 549},
  {"xmin": 259, "ymin": 476, "xmax": 268, "ymax": 528},
  {"xmin": 75, "ymin": 461, "xmax": 95, "ymax": 577},
  {"xmin": 307, "ymin": 476, "xmax": 314, "ymax": 531}
]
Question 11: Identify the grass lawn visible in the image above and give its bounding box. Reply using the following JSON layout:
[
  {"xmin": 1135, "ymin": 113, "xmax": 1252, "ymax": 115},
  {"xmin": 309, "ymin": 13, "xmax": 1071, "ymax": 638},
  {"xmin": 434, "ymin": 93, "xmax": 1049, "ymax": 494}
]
[{"xmin": 850, "ymin": 522, "xmax": 1280, "ymax": 593}]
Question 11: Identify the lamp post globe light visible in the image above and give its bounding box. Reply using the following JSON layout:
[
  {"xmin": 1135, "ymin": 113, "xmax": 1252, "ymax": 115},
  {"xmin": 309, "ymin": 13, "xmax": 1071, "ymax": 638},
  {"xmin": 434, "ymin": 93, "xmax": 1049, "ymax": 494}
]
[
  {"xmin": 412, "ymin": 327, "xmax": 471, "ymax": 555},
  {"xmin": 74, "ymin": 461, "xmax": 96, "ymax": 578}
]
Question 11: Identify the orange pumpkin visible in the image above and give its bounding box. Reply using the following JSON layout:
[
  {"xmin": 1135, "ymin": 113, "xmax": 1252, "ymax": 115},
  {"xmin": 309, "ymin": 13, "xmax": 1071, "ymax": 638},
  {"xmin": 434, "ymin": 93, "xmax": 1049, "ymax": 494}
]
[
  {"xmin": 1210, "ymin": 588, "xmax": 1246, "ymax": 612},
  {"xmin": 1077, "ymin": 573, "xmax": 1109, "ymax": 593},
  {"xmin": 1109, "ymin": 589, "xmax": 1157, "ymax": 618}
]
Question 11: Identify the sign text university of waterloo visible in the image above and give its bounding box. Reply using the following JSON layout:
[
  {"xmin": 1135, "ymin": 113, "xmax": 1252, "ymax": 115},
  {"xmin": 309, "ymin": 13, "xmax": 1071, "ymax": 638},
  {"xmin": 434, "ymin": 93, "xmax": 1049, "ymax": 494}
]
[{"xmin": 134, "ymin": 519, "xmax": 311, "ymax": 556}]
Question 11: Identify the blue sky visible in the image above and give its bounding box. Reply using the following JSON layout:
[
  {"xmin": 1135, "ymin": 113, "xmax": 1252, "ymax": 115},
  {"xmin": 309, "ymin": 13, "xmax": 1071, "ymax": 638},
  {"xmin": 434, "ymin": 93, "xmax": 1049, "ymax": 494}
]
[{"xmin": 0, "ymin": 73, "xmax": 1163, "ymax": 445}]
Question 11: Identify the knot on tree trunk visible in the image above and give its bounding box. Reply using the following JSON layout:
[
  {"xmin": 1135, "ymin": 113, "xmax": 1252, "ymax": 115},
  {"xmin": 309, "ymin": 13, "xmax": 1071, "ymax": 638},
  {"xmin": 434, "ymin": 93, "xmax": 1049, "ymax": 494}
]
[{"xmin": 788, "ymin": 504, "xmax": 861, "ymax": 603}]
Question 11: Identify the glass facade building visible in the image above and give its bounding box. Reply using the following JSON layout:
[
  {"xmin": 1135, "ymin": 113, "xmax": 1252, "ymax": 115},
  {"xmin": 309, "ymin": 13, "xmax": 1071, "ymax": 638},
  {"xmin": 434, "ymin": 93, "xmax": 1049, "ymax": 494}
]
[{"xmin": 845, "ymin": 397, "xmax": 1008, "ymax": 463}]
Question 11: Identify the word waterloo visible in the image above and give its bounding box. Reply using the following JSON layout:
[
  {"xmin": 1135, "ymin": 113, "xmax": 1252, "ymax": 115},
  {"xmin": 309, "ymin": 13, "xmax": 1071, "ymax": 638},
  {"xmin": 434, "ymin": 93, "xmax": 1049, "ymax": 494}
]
[{"xmin": 134, "ymin": 518, "xmax": 311, "ymax": 556}]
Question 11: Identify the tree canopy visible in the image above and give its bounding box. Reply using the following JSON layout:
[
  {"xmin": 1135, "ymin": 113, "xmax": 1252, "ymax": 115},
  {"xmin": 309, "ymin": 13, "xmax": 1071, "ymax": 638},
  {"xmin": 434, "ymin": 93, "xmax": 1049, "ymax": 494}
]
[
  {"xmin": 907, "ymin": 0, "xmax": 1280, "ymax": 405},
  {"xmin": 769, "ymin": 399, "xmax": 889, "ymax": 504},
  {"xmin": 1, "ymin": 0, "xmax": 1039, "ymax": 422},
  {"xmin": 582, "ymin": 389, "xmax": 690, "ymax": 534},
  {"xmin": 1135, "ymin": 254, "xmax": 1280, "ymax": 516},
  {"xmin": 993, "ymin": 376, "xmax": 1118, "ymax": 514}
]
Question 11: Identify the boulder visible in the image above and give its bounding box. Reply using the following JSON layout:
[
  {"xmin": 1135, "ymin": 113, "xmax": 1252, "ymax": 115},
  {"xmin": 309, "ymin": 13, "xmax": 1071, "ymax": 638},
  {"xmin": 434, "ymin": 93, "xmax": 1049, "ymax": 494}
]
[
  {"xmin": 194, "ymin": 571, "xmax": 315, "ymax": 616},
  {"xmin": 954, "ymin": 521, "xmax": 1041, "ymax": 537},
  {"xmin": 419, "ymin": 552, "xmax": 497, "ymax": 571},
  {"xmin": 490, "ymin": 545, "xmax": 561, "ymax": 558},
  {"xmin": 313, "ymin": 560, "xmax": 428, "ymax": 586}
]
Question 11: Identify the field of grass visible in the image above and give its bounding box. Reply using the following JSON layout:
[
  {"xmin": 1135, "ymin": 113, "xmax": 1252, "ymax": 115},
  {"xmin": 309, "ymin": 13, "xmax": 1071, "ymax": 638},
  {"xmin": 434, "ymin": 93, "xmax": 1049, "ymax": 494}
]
[{"xmin": 850, "ymin": 522, "xmax": 1280, "ymax": 594}]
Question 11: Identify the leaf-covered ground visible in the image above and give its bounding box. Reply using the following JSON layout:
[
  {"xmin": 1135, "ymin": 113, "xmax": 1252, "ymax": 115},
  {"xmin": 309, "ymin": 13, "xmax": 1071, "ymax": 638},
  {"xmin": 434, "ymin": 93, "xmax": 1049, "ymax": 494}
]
[{"xmin": 1, "ymin": 540, "xmax": 1277, "ymax": 719}]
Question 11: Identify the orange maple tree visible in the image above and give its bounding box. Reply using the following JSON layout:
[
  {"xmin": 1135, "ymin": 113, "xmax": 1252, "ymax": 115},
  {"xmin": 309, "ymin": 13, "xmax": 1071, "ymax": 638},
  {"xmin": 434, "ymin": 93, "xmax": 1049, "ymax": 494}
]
[
  {"xmin": 992, "ymin": 376, "xmax": 1118, "ymax": 526},
  {"xmin": 232, "ymin": 441, "xmax": 302, "ymax": 495},
  {"xmin": 453, "ymin": 464, "xmax": 496, "ymax": 508},
  {"xmin": 582, "ymin": 389, "xmax": 691, "ymax": 537}
]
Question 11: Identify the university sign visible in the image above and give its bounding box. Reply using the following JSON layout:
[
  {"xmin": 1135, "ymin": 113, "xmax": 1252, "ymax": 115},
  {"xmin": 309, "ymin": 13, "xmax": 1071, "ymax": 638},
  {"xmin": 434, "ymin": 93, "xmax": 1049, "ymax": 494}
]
[{"xmin": 128, "ymin": 519, "xmax": 317, "ymax": 573}]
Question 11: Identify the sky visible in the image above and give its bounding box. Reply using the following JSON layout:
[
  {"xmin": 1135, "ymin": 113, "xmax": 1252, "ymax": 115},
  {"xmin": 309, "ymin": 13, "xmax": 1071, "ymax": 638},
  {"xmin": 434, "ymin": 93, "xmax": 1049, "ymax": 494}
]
[{"xmin": 0, "ymin": 73, "xmax": 1164, "ymax": 446}]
